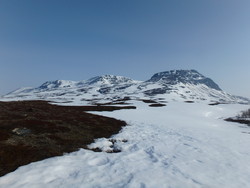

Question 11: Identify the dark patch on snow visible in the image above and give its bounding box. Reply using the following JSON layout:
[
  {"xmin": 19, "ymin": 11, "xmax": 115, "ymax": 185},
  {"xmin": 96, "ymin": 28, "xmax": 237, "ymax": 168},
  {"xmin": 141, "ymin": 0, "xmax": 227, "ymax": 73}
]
[
  {"xmin": 0, "ymin": 100, "xmax": 127, "ymax": 177},
  {"xmin": 98, "ymin": 87, "xmax": 112, "ymax": 94},
  {"xmin": 148, "ymin": 103, "xmax": 166, "ymax": 107},
  {"xmin": 185, "ymin": 101, "xmax": 194, "ymax": 103},
  {"xmin": 141, "ymin": 99, "xmax": 158, "ymax": 104},
  {"xmin": 225, "ymin": 118, "xmax": 250, "ymax": 126},
  {"xmin": 144, "ymin": 88, "xmax": 168, "ymax": 96}
]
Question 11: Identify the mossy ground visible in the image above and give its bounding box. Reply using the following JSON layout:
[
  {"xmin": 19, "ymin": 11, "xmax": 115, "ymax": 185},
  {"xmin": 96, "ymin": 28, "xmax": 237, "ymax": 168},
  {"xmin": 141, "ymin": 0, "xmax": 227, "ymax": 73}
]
[{"xmin": 0, "ymin": 100, "xmax": 128, "ymax": 177}]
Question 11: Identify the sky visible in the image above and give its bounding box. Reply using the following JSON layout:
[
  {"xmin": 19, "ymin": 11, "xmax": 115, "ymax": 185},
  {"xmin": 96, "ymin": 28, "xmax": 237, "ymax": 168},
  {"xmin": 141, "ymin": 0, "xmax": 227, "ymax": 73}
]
[{"xmin": 0, "ymin": 0, "xmax": 250, "ymax": 98}]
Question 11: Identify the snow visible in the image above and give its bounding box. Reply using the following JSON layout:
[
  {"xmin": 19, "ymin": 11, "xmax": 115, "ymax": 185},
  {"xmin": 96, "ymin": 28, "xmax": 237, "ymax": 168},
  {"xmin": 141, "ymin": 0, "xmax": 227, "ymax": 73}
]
[
  {"xmin": 85, "ymin": 75, "xmax": 141, "ymax": 86},
  {"xmin": 3, "ymin": 70, "xmax": 249, "ymax": 104},
  {"xmin": 1, "ymin": 101, "xmax": 250, "ymax": 188},
  {"xmin": 6, "ymin": 87, "xmax": 34, "ymax": 94}
]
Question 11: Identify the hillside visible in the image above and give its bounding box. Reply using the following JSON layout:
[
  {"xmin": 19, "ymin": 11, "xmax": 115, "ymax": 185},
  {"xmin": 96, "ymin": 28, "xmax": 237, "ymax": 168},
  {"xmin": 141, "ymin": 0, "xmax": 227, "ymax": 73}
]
[{"xmin": 2, "ymin": 70, "xmax": 249, "ymax": 105}]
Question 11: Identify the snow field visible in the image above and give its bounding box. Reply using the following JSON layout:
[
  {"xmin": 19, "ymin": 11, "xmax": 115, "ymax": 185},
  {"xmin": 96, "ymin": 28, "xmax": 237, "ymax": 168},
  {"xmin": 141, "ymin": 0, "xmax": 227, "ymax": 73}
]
[{"xmin": 0, "ymin": 101, "xmax": 250, "ymax": 188}]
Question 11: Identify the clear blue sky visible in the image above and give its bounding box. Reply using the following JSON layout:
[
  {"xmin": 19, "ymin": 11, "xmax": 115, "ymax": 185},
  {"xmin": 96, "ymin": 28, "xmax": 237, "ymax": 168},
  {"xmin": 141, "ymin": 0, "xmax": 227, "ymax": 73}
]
[{"xmin": 0, "ymin": 0, "xmax": 250, "ymax": 98}]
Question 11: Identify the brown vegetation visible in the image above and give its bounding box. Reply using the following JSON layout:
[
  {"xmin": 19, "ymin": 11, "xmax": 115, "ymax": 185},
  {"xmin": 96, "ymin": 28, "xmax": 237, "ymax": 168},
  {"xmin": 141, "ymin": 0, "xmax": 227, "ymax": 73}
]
[
  {"xmin": 81, "ymin": 105, "xmax": 136, "ymax": 111},
  {"xmin": 185, "ymin": 101, "xmax": 194, "ymax": 103},
  {"xmin": 141, "ymin": 99, "xmax": 158, "ymax": 104},
  {"xmin": 148, "ymin": 103, "xmax": 166, "ymax": 107},
  {"xmin": 237, "ymin": 109, "xmax": 250, "ymax": 118},
  {"xmin": 225, "ymin": 109, "xmax": 250, "ymax": 126},
  {"xmin": 0, "ymin": 100, "xmax": 128, "ymax": 177},
  {"xmin": 225, "ymin": 118, "xmax": 250, "ymax": 125}
]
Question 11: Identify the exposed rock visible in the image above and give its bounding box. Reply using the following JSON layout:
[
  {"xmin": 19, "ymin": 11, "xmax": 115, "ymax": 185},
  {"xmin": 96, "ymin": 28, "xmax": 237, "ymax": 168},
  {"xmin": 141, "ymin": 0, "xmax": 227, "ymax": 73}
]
[{"xmin": 12, "ymin": 128, "xmax": 31, "ymax": 136}]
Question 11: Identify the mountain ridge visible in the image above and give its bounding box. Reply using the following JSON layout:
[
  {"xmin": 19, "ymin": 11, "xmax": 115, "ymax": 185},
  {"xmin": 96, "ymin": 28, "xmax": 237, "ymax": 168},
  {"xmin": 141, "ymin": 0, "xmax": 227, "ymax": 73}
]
[{"xmin": 1, "ymin": 70, "xmax": 249, "ymax": 105}]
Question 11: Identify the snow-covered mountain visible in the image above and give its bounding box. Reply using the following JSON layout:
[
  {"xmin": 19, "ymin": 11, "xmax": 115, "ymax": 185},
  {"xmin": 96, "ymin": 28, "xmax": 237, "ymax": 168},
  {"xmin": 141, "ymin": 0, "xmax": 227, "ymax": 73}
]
[
  {"xmin": 147, "ymin": 70, "xmax": 221, "ymax": 90},
  {"xmin": 2, "ymin": 70, "xmax": 249, "ymax": 104},
  {"xmin": 38, "ymin": 80, "xmax": 78, "ymax": 89},
  {"xmin": 85, "ymin": 75, "xmax": 136, "ymax": 85}
]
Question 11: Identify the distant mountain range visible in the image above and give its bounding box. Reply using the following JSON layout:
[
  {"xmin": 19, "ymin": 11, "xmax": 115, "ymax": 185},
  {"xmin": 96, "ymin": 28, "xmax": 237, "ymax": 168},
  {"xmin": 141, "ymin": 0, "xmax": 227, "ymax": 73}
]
[{"xmin": 2, "ymin": 70, "xmax": 249, "ymax": 104}]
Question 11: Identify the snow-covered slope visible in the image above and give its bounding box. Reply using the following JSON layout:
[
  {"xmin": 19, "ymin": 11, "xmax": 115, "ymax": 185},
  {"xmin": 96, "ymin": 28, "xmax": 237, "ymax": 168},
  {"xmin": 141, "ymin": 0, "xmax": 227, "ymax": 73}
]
[
  {"xmin": 1, "ymin": 70, "xmax": 249, "ymax": 104},
  {"xmin": 38, "ymin": 80, "xmax": 78, "ymax": 89},
  {"xmin": 147, "ymin": 69, "xmax": 221, "ymax": 90},
  {"xmin": 85, "ymin": 75, "xmax": 136, "ymax": 85},
  {"xmin": 1, "ymin": 101, "xmax": 250, "ymax": 188}
]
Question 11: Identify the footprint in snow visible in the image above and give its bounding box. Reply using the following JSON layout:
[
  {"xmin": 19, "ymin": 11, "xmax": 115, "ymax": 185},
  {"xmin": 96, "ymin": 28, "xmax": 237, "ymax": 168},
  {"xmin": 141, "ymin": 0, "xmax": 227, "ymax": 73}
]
[
  {"xmin": 144, "ymin": 146, "xmax": 158, "ymax": 163},
  {"xmin": 88, "ymin": 157, "xmax": 109, "ymax": 166}
]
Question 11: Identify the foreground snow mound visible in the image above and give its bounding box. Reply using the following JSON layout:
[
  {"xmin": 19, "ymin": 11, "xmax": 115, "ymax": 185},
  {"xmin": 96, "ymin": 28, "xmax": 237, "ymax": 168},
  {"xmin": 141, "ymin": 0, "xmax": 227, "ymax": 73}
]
[{"xmin": 1, "ymin": 102, "xmax": 250, "ymax": 188}]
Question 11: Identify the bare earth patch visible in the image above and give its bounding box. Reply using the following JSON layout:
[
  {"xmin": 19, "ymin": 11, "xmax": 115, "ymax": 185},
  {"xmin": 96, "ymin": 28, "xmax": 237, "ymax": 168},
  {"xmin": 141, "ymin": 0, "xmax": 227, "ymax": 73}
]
[
  {"xmin": 148, "ymin": 103, "xmax": 166, "ymax": 107},
  {"xmin": 225, "ymin": 108, "xmax": 250, "ymax": 127},
  {"xmin": 225, "ymin": 118, "xmax": 250, "ymax": 126},
  {"xmin": 0, "ymin": 100, "xmax": 128, "ymax": 177}
]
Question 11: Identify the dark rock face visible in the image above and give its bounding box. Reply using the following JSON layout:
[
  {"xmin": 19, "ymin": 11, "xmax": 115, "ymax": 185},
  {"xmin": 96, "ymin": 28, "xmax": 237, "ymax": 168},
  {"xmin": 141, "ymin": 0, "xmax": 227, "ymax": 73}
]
[
  {"xmin": 39, "ymin": 80, "xmax": 73, "ymax": 90},
  {"xmin": 39, "ymin": 80, "xmax": 62, "ymax": 89},
  {"xmin": 86, "ymin": 75, "xmax": 134, "ymax": 85},
  {"xmin": 147, "ymin": 70, "xmax": 221, "ymax": 91},
  {"xmin": 98, "ymin": 87, "xmax": 112, "ymax": 94},
  {"xmin": 144, "ymin": 88, "xmax": 168, "ymax": 96}
]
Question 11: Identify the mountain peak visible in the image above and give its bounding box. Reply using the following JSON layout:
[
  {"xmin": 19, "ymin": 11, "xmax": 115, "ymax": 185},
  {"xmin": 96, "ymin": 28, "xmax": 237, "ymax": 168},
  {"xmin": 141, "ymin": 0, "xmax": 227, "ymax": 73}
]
[
  {"xmin": 147, "ymin": 69, "xmax": 221, "ymax": 90},
  {"xmin": 86, "ymin": 75, "xmax": 136, "ymax": 85},
  {"xmin": 39, "ymin": 80, "xmax": 77, "ymax": 89}
]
